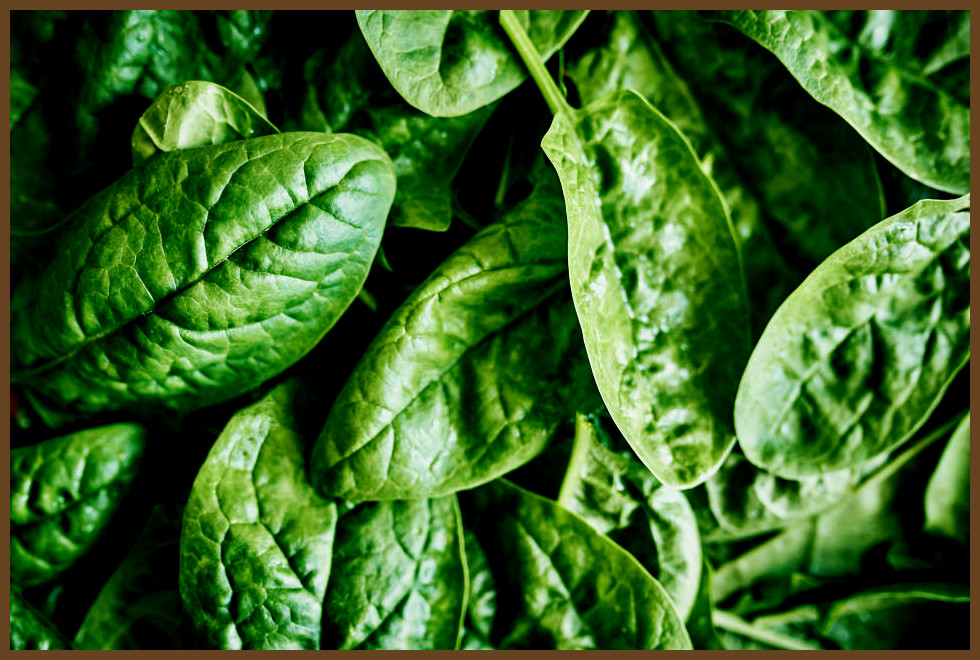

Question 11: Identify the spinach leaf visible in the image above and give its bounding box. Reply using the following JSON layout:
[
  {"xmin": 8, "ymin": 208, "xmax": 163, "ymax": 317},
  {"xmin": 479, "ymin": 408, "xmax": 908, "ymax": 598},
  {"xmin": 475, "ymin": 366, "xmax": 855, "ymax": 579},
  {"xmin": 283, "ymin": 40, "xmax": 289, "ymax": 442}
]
[
  {"xmin": 648, "ymin": 10, "xmax": 886, "ymax": 266},
  {"xmin": 313, "ymin": 167, "xmax": 599, "ymax": 500},
  {"xmin": 459, "ymin": 530, "xmax": 497, "ymax": 650},
  {"xmin": 356, "ymin": 10, "xmax": 588, "ymax": 117},
  {"xmin": 557, "ymin": 413, "xmax": 701, "ymax": 621},
  {"xmin": 179, "ymin": 380, "xmax": 339, "ymax": 649},
  {"xmin": 11, "ymin": 132, "xmax": 395, "ymax": 421},
  {"xmin": 685, "ymin": 561, "xmax": 726, "ymax": 650},
  {"xmin": 74, "ymin": 505, "xmax": 182, "ymax": 650},
  {"xmin": 923, "ymin": 412, "xmax": 970, "ymax": 544},
  {"xmin": 506, "ymin": 8, "xmax": 750, "ymax": 488},
  {"xmin": 132, "ymin": 80, "xmax": 278, "ymax": 165},
  {"xmin": 735, "ymin": 196, "xmax": 970, "ymax": 477},
  {"xmin": 321, "ymin": 497, "xmax": 466, "ymax": 649},
  {"xmin": 11, "ymin": 423, "xmax": 146, "ymax": 587},
  {"xmin": 461, "ymin": 479, "xmax": 692, "ymax": 649},
  {"xmin": 718, "ymin": 10, "xmax": 970, "ymax": 194},
  {"xmin": 10, "ymin": 587, "xmax": 72, "ymax": 650}
]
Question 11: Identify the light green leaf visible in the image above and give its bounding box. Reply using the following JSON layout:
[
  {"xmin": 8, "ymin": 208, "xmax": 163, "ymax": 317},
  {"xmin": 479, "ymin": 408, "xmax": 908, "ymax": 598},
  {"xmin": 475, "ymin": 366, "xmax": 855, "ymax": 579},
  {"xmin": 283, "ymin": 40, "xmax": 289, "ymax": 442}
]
[{"xmin": 924, "ymin": 412, "xmax": 970, "ymax": 543}]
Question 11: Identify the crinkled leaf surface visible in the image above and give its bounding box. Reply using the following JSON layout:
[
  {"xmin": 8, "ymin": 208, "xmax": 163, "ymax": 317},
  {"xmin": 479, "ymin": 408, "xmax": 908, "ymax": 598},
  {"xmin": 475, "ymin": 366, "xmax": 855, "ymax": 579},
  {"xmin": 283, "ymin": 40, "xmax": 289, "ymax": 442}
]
[
  {"xmin": 718, "ymin": 10, "xmax": 970, "ymax": 194},
  {"xmin": 10, "ymin": 587, "xmax": 72, "ymax": 650},
  {"xmin": 179, "ymin": 381, "xmax": 339, "ymax": 649},
  {"xmin": 12, "ymin": 132, "xmax": 394, "ymax": 420},
  {"xmin": 321, "ymin": 497, "xmax": 466, "ymax": 649},
  {"xmin": 74, "ymin": 504, "xmax": 183, "ymax": 650},
  {"xmin": 735, "ymin": 196, "xmax": 970, "ymax": 477},
  {"xmin": 649, "ymin": 10, "xmax": 886, "ymax": 266},
  {"xmin": 566, "ymin": 10, "xmax": 793, "ymax": 334},
  {"xmin": 10, "ymin": 423, "xmax": 146, "ymax": 586},
  {"xmin": 461, "ymin": 479, "xmax": 692, "ymax": 649},
  {"xmin": 558, "ymin": 413, "xmax": 701, "ymax": 620},
  {"xmin": 313, "ymin": 173, "xmax": 599, "ymax": 500},
  {"xmin": 924, "ymin": 412, "xmax": 970, "ymax": 543},
  {"xmin": 132, "ymin": 80, "xmax": 278, "ymax": 165},
  {"xmin": 541, "ymin": 89, "xmax": 750, "ymax": 488},
  {"xmin": 356, "ymin": 10, "xmax": 588, "ymax": 117}
]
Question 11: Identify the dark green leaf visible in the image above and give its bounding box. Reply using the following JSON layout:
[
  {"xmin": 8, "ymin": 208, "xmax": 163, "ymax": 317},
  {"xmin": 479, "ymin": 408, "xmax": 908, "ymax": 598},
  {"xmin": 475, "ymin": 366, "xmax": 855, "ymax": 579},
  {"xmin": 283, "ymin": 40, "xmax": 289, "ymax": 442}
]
[
  {"xmin": 923, "ymin": 412, "xmax": 970, "ymax": 543},
  {"xmin": 459, "ymin": 530, "xmax": 497, "ymax": 650},
  {"xmin": 10, "ymin": 587, "xmax": 72, "ymax": 650},
  {"xmin": 461, "ymin": 479, "xmax": 692, "ymax": 649},
  {"xmin": 356, "ymin": 10, "xmax": 588, "ymax": 117},
  {"xmin": 12, "ymin": 132, "xmax": 395, "ymax": 421},
  {"xmin": 321, "ymin": 497, "xmax": 467, "ymax": 650},
  {"xmin": 10, "ymin": 423, "xmax": 146, "ymax": 586},
  {"xmin": 179, "ymin": 380, "xmax": 339, "ymax": 649},
  {"xmin": 73, "ymin": 504, "xmax": 183, "ymax": 650},
  {"xmin": 736, "ymin": 196, "xmax": 970, "ymax": 477}
]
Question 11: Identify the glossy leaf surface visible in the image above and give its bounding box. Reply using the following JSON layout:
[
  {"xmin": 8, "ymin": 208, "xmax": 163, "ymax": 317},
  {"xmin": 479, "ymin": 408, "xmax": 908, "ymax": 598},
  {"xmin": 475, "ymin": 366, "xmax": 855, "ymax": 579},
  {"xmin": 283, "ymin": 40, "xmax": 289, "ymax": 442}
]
[
  {"xmin": 356, "ymin": 10, "xmax": 588, "ymax": 116},
  {"xmin": 736, "ymin": 196, "xmax": 970, "ymax": 477},
  {"xmin": 11, "ymin": 423, "xmax": 146, "ymax": 586},
  {"xmin": 542, "ymin": 89, "xmax": 750, "ymax": 488},
  {"xmin": 12, "ymin": 132, "xmax": 395, "ymax": 420},
  {"xmin": 462, "ymin": 479, "xmax": 692, "ymax": 649}
]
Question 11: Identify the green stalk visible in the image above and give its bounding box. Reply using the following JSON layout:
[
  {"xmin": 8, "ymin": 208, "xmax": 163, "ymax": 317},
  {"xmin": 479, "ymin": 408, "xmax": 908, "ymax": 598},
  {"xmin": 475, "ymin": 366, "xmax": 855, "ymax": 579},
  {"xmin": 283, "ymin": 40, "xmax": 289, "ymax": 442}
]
[
  {"xmin": 556, "ymin": 413, "xmax": 595, "ymax": 510},
  {"xmin": 712, "ymin": 610, "xmax": 822, "ymax": 651},
  {"xmin": 499, "ymin": 10, "xmax": 573, "ymax": 119}
]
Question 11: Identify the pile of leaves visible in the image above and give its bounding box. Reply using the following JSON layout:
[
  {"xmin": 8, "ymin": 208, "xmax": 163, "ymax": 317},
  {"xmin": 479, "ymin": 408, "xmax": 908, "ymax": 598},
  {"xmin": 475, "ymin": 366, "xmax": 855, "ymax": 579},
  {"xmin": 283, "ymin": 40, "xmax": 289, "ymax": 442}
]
[{"xmin": 10, "ymin": 10, "xmax": 970, "ymax": 650}]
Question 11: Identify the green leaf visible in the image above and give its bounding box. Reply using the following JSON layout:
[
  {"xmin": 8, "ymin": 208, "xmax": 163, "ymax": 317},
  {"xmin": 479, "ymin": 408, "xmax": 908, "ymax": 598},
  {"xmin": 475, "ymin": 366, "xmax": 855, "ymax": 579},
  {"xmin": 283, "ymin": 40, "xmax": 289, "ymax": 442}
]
[
  {"xmin": 10, "ymin": 423, "xmax": 146, "ymax": 586},
  {"xmin": 924, "ymin": 412, "xmax": 970, "ymax": 543},
  {"xmin": 10, "ymin": 587, "xmax": 72, "ymax": 650},
  {"xmin": 131, "ymin": 80, "xmax": 278, "ymax": 165},
  {"xmin": 735, "ymin": 196, "xmax": 970, "ymax": 477},
  {"xmin": 557, "ymin": 413, "xmax": 701, "ymax": 621},
  {"xmin": 355, "ymin": 10, "xmax": 588, "ymax": 117},
  {"xmin": 179, "ymin": 380, "xmax": 339, "ymax": 649},
  {"xmin": 685, "ymin": 561, "xmax": 725, "ymax": 649},
  {"xmin": 11, "ymin": 132, "xmax": 395, "ymax": 421},
  {"xmin": 649, "ymin": 10, "xmax": 886, "ymax": 266},
  {"xmin": 73, "ymin": 504, "xmax": 183, "ymax": 650},
  {"xmin": 718, "ymin": 10, "xmax": 970, "ymax": 194},
  {"xmin": 10, "ymin": 66, "xmax": 39, "ymax": 129},
  {"xmin": 321, "ymin": 497, "xmax": 467, "ymax": 650},
  {"xmin": 459, "ymin": 530, "xmax": 497, "ymax": 650},
  {"xmin": 541, "ymin": 90, "xmax": 750, "ymax": 488},
  {"xmin": 461, "ymin": 479, "xmax": 692, "ymax": 649},
  {"xmin": 312, "ymin": 170, "xmax": 600, "ymax": 500}
]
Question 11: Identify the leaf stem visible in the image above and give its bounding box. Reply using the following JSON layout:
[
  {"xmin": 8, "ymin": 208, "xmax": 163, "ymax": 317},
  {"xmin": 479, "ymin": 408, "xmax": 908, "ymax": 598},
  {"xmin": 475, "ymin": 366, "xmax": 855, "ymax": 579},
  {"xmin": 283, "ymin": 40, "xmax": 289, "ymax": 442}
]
[
  {"xmin": 556, "ymin": 413, "xmax": 594, "ymax": 510},
  {"xmin": 712, "ymin": 610, "xmax": 822, "ymax": 651},
  {"xmin": 499, "ymin": 10, "xmax": 573, "ymax": 119}
]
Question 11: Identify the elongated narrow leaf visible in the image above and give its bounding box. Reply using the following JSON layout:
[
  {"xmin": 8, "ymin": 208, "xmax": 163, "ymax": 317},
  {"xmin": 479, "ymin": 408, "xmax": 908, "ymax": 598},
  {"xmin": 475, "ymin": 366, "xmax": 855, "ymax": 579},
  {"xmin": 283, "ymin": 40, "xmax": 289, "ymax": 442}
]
[
  {"xmin": 321, "ymin": 497, "xmax": 466, "ymax": 650},
  {"xmin": 10, "ymin": 588, "xmax": 71, "ymax": 650},
  {"xmin": 356, "ymin": 10, "xmax": 588, "ymax": 117},
  {"xmin": 461, "ymin": 479, "xmax": 692, "ymax": 649},
  {"xmin": 459, "ymin": 530, "xmax": 497, "ymax": 650},
  {"xmin": 542, "ymin": 90, "xmax": 750, "ymax": 488},
  {"xmin": 718, "ymin": 10, "xmax": 969, "ymax": 194},
  {"xmin": 558, "ymin": 413, "xmax": 701, "ymax": 620},
  {"xmin": 735, "ymin": 196, "xmax": 970, "ymax": 477},
  {"xmin": 132, "ymin": 80, "xmax": 278, "ymax": 165},
  {"xmin": 924, "ymin": 412, "xmax": 970, "ymax": 543},
  {"xmin": 12, "ymin": 132, "xmax": 395, "ymax": 421},
  {"xmin": 11, "ymin": 423, "xmax": 146, "ymax": 586},
  {"xmin": 313, "ymin": 170, "xmax": 600, "ymax": 500},
  {"xmin": 179, "ymin": 381, "xmax": 339, "ymax": 649},
  {"xmin": 74, "ymin": 505, "xmax": 182, "ymax": 650}
]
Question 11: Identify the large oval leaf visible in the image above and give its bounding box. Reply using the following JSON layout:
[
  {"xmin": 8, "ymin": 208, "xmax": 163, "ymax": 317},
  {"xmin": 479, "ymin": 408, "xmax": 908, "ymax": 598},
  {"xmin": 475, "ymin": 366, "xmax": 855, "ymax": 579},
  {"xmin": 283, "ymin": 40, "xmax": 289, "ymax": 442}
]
[
  {"xmin": 11, "ymin": 132, "xmax": 395, "ymax": 421},
  {"xmin": 541, "ymin": 89, "xmax": 750, "ymax": 488},
  {"xmin": 356, "ymin": 10, "xmax": 588, "ymax": 117},
  {"xmin": 461, "ymin": 479, "xmax": 692, "ymax": 649},
  {"xmin": 10, "ymin": 423, "xmax": 146, "ymax": 586},
  {"xmin": 321, "ymin": 497, "xmax": 466, "ymax": 650},
  {"xmin": 717, "ymin": 10, "xmax": 970, "ymax": 194},
  {"xmin": 179, "ymin": 380, "xmax": 339, "ymax": 650},
  {"xmin": 558, "ymin": 413, "xmax": 701, "ymax": 621},
  {"xmin": 312, "ymin": 170, "xmax": 600, "ymax": 500},
  {"xmin": 735, "ymin": 196, "xmax": 970, "ymax": 477}
]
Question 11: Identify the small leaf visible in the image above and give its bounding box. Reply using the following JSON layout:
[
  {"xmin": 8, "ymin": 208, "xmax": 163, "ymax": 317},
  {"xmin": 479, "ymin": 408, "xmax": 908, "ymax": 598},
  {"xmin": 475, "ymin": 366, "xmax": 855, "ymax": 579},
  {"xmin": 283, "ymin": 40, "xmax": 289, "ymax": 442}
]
[{"xmin": 924, "ymin": 412, "xmax": 970, "ymax": 543}]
